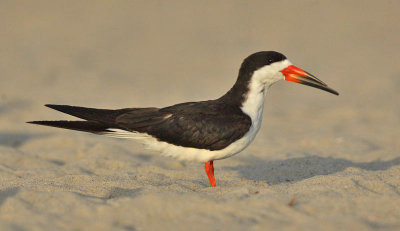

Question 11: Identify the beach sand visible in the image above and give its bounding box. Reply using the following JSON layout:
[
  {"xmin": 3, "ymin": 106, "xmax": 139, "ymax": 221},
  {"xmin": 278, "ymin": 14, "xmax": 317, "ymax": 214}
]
[{"xmin": 0, "ymin": 1, "xmax": 399, "ymax": 230}]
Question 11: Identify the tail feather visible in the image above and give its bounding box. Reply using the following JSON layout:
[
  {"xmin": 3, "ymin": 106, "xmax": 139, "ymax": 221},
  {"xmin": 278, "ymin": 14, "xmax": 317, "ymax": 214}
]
[
  {"xmin": 29, "ymin": 104, "xmax": 162, "ymax": 135},
  {"xmin": 27, "ymin": 120, "xmax": 112, "ymax": 133},
  {"xmin": 44, "ymin": 104, "xmax": 131, "ymax": 124}
]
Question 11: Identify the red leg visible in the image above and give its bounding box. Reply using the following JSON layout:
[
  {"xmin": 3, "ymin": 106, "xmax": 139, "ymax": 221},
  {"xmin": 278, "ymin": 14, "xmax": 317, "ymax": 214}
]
[{"xmin": 204, "ymin": 161, "xmax": 216, "ymax": 187}]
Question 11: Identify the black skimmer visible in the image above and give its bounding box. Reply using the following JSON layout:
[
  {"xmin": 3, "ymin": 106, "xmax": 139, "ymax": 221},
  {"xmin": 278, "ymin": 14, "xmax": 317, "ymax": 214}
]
[{"xmin": 28, "ymin": 51, "xmax": 338, "ymax": 187}]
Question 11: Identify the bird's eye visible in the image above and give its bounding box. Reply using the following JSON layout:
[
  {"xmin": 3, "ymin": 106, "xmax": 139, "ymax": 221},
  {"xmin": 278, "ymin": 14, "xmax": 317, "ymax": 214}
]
[{"xmin": 268, "ymin": 59, "xmax": 273, "ymax": 63}]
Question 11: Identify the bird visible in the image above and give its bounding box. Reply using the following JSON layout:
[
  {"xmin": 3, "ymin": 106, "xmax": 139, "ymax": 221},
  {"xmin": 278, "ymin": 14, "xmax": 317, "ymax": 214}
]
[{"xmin": 28, "ymin": 51, "xmax": 338, "ymax": 187}]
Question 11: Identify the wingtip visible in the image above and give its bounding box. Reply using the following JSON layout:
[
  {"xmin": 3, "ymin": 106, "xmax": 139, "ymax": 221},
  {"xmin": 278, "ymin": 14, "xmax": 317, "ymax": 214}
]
[
  {"xmin": 26, "ymin": 121, "xmax": 46, "ymax": 125},
  {"xmin": 45, "ymin": 104, "xmax": 59, "ymax": 109}
]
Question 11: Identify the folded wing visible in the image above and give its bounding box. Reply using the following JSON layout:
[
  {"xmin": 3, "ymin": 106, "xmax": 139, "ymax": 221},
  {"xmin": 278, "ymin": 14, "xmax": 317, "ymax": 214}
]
[{"xmin": 29, "ymin": 102, "xmax": 252, "ymax": 151}]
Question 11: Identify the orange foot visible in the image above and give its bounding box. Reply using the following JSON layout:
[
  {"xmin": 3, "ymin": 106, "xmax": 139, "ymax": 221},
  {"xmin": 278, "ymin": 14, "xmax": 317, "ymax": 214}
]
[{"xmin": 205, "ymin": 161, "xmax": 216, "ymax": 187}]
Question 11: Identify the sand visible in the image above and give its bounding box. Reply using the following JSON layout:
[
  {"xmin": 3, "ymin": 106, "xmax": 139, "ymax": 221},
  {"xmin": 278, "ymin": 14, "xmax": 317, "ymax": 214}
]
[{"xmin": 1, "ymin": 1, "xmax": 399, "ymax": 230}]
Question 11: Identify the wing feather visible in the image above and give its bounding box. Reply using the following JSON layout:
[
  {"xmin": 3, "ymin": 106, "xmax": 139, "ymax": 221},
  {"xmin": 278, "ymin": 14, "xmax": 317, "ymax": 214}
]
[{"xmin": 31, "ymin": 102, "xmax": 252, "ymax": 151}]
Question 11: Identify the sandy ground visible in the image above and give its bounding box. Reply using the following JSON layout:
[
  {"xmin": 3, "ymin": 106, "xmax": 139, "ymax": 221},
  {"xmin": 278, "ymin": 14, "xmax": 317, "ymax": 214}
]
[{"xmin": 1, "ymin": 1, "xmax": 400, "ymax": 230}]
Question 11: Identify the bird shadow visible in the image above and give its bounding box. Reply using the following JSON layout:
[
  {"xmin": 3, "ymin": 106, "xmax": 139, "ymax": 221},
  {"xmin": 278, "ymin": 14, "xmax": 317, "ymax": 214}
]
[
  {"xmin": 0, "ymin": 132, "xmax": 47, "ymax": 148},
  {"xmin": 72, "ymin": 187, "xmax": 143, "ymax": 201},
  {"xmin": 0, "ymin": 187, "xmax": 19, "ymax": 206},
  {"xmin": 226, "ymin": 155, "xmax": 400, "ymax": 185}
]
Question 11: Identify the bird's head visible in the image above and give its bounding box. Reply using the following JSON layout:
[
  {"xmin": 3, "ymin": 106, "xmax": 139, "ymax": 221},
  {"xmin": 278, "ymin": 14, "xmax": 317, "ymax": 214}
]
[{"xmin": 239, "ymin": 51, "xmax": 339, "ymax": 95}]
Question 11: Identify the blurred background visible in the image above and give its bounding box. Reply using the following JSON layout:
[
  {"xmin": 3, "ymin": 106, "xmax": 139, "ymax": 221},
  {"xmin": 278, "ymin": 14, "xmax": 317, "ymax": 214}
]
[
  {"xmin": 0, "ymin": 1, "xmax": 399, "ymax": 229},
  {"xmin": 1, "ymin": 0, "xmax": 399, "ymax": 157}
]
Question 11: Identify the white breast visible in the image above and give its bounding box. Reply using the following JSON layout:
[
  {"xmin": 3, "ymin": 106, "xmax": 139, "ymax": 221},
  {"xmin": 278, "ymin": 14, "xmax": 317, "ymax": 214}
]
[{"xmin": 238, "ymin": 59, "xmax": 292, "ymax": 149}]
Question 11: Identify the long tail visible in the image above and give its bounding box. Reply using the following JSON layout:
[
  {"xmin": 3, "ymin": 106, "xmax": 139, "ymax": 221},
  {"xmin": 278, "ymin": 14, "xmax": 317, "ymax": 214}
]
[
  {"xmin": 27, "ymin": 104, "xmax": 131, "ymax": 134},
  {"xmin": 28, "ymin": 104, "xmax": 162, "ymax": 134},
  {"xmin": 44, "ymin": 104, "xmax": 131, "ymax": 124},
  {"xmin": 27, "ymin": 120, "xmax": 111, "ymax": 133}
]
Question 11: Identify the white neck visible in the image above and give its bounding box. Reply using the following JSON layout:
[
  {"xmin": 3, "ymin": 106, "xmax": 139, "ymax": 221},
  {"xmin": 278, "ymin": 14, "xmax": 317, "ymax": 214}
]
[{"xmin": 240, "ymin": 59, "xmax": 292, "ymax": 125}]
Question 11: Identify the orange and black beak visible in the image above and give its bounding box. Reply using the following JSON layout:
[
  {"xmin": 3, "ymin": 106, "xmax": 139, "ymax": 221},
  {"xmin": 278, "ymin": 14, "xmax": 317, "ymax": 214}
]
[{"xmin": 280, "ymin": 65, "xmax": 339, "ymax": 95}]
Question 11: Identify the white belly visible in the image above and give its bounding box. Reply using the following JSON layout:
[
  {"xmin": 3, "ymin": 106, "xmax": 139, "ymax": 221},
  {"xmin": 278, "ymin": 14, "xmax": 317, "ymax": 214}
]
[{"xmin": 105, "ymin": 123, "xmax": 261, "ymax": 162}]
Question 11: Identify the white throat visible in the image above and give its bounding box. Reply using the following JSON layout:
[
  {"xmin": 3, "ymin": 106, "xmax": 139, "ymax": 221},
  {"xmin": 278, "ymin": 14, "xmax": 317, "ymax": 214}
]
[{"xmin": 240, "ymin": 59, "xmax": 292, "ymax": 132}]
